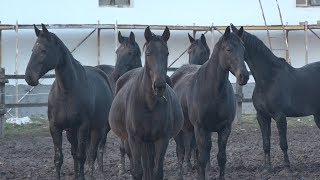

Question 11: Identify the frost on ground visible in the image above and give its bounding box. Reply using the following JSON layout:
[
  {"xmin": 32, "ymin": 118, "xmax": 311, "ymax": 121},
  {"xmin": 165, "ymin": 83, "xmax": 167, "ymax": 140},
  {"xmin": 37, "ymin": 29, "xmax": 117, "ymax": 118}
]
[{"xmin": 6, "ymin": 116, "xmax": 32, "ymax": 125}]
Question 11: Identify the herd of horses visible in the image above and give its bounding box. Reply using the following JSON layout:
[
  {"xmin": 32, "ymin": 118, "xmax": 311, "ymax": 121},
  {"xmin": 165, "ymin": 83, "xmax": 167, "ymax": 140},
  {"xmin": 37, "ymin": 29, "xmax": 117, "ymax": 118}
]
[{"xmin": 24, "ymin": 23, "xmax": 320, "ymax": 180}]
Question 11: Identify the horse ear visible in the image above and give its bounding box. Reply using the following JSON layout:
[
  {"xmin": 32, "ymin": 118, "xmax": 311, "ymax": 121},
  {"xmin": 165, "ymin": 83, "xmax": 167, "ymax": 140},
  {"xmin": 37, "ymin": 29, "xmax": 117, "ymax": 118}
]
[
  {"xmin": 230, "ymin": 23, "xmax": 238, "ymax": 33},
  {"xmin": 129, "ymin": 32, "xmax": 135, "ymax": 44},
  {"xmin": 200, "ymin": 34, "xmax": 207, "ymax": 45},
  {"xmin": 162, "ymin": 26, "xmax": 170, "ymax": 42},
  {"xmin": 118, "ymin": 31, "xmax": 124, "ymax": 44},
  {"xmin": 41, "ymin": 23, "xmax": 49, "ymax": 34},
  {"xmin": 237, "ymin": 26, "xmax": 244, "ymax": 38},
  {"xmin": 188, "ymin": 33, "xmax": 195, "ymax": 43},
  {"xmin": 144, "ymin": 26, "xmax": 152, "ymax": 42},
  {"xmin": 34, "ymin": 24, "xmax": 40, "ymax": 37},
  {"xmin": 224, "ymin": 26, "xmax": 231, "ymax": 38}
]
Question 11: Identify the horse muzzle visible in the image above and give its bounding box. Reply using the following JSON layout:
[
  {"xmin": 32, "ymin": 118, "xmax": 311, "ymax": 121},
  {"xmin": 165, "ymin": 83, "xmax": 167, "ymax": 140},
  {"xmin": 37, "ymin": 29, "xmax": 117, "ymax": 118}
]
[
  {"xmin": 25, "ymin": 74, "xmax": 39, "ymax": 86},
  {"xmin": 153, "ymin": 80, "xmax": 166, "ymax": 97},
  {"xmin": 237, "ymin": 71, "xmax": 249, "ymax": 86}
]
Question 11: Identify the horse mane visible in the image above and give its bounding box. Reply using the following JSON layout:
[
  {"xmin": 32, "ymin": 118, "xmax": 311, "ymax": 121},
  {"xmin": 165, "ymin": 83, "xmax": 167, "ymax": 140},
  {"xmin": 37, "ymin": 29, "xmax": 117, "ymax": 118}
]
[
  {"xmin": 50, "ymin": 32, "xmax": 83, "ymax": 66},
  {"xmin": 142, "ymin": 34, "xmax": 167, "ymax": 52},
  {"xmin": 243, "ymin": 32, "xmax": 287, "ymax": 68},
  {"xmin": 121, "ymin": 37, "xmax": 142, "ymax": 58}
]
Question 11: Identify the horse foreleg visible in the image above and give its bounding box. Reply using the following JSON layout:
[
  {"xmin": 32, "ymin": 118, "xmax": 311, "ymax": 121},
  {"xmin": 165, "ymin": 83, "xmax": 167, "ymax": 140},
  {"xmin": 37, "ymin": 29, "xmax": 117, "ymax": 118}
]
[
  {"xmin": 217, "ymin": 125, "xmax": 231, "ymax": 180},
  {"xmin": 128, "ymin": 135, "xmax": 143, "ymax": 180},
  {"xmin": 77, "ymin": 123, "xmax": 90, "ymax": 180},
  {"xmin": 257, "ymin": 111, "xmax": 272, "ymax": 173},
  {"xmin": 50, "ymin": 125, "xmax": 63, "ymax": 180},
  {"xmin": 275, "ymin": 116, "xmax": 291, "ymax": 170},
  {"xmin": 66, "ymin": 129, "xmax": 79, "ymax": 178},
  {"xmin": 154, "ymin": 138, "xmax": 169, "ymax": 180},
  {"xmin": 87, "ymin": 128, "xmax": 103, "ymax": 178},
  {"xmin": 174, "ymin": 131, "xmax": 185, "ymax": 180},
  {"xmin": 194, "ymin": 126, "xmax": 212, "ymax": 180}
]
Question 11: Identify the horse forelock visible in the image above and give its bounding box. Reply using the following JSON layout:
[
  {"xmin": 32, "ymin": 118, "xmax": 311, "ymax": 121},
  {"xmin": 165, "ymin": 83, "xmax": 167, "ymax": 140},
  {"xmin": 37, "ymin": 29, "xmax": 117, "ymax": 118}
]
[{"xmin": 143, "ymin": 34, "xmax": 168, "ymax": 52}]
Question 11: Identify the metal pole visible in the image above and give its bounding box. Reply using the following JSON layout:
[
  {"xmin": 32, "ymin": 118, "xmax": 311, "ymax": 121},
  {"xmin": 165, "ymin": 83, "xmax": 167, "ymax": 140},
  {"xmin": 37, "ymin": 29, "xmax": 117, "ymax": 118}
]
[
  {"xmin": 285, "ymin": 30, "xmax": 290, "ymax": 62},
  {"xmin": 15, "ymin": 21, "xmax": 19, "ymax": 118},
  {"xmin": 0, "ymin": 68, "xmax": 8, "ymax": 138},
  {"xmin": 304, "ymin": 21, "xmax": 308, "ymax": 65}
]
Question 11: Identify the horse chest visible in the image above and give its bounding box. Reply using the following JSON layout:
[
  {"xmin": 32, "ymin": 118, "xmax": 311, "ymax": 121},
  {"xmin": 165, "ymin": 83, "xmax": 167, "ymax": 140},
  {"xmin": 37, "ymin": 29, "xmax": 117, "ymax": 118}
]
[
  {"xmin": 128, "ymin": 104, "xmax": 169, "ymax": 141},
  {"xmin": 49, "ymin": 94, "xmax": 88, "ymax": 128}
]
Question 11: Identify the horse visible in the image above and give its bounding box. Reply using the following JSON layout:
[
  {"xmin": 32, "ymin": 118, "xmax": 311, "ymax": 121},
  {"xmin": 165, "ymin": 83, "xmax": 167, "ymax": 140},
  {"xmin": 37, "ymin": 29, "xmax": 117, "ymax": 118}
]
[
  {"xmin": 188, "ymin": 33, "xmax": 210, "ymax": 65},
  {"xmin": 109, "ymin": 26, "xmax": 184, "ymax": 180},
  {"xmin": 231, "ymin": 23, "xmax": 320, "ymax": 174},
  {"xmin": 171, "ymin": 26, "xmax": 249, "ymax": 179},
  {"xmin": 97, "ymin": 31, "xmax": 143, "ymax": 174},
  {"xmin": 24, "ymin": 24, "xmax": 113, "ymax": 180},
  {"xmin": 175, "ymin": 33, "xmax": 212, "ymax": 173}
]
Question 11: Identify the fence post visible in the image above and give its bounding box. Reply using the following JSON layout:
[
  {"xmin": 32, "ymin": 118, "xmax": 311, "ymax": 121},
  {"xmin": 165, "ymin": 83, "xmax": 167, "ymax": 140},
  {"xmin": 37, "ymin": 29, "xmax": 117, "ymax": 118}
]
[
  {"xmin": 0, "ymin": 68, "xmax": 8, "ymax": 138},
  {"xmin": 235, "ymin": 82, "xmax": 243, "ymax": 127}
]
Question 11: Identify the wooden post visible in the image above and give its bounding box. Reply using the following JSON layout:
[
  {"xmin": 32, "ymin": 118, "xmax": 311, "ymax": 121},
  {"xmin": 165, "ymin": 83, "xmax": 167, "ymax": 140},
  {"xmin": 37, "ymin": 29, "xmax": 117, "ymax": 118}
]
[
  {"xmin": 0, "ymin": 21, "xmax": 2, "ymax": 67},
  {"xmin": 0, "ymin": 68, "xmax": 8, "ymax": 138},
  {"xmin": 97, "ymin": 20, "xmax": 101, "ymax": 65},
  {"xmin": 193, "ymin": 23, "xmax": 196, "ymax": 39},
  {"xmin": 15, "ymin": 21, "xmax": 19, "ymax": 118},
  {"xmin": 304, "ymin": 21, "xmax": 308, "ymax": 65},
  {"xmin": 235, "ymin": 82, "xmax": 243, "ymax": 127},
  {"xmin": 211, "ymin": 23, "xmax": 215, "ymax": 48},
  {"xmin": 285, "ymin": 30, "xmax": 290, "ymax": 62},
  {"xmin": 114, "ymin": 20, "xmax": 118, "ymax": 61}
]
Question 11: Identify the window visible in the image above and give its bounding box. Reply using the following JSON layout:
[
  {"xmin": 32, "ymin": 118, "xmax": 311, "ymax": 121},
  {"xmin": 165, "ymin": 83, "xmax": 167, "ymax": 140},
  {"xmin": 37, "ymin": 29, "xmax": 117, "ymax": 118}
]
[
  {"xmin": 296, "ymin": 0, "xmax": 320, "ymax": 7},
  {"xmin": 99, "ymin": 0, "xmax": 132, "ymax": 7}
]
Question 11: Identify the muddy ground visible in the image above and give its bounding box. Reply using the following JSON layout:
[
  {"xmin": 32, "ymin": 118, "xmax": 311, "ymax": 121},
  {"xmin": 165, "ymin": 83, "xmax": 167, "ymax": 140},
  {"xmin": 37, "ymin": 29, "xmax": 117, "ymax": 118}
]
[{"xmin": 0, "ymin": 117, "xmax": 319, "ymax": 180}]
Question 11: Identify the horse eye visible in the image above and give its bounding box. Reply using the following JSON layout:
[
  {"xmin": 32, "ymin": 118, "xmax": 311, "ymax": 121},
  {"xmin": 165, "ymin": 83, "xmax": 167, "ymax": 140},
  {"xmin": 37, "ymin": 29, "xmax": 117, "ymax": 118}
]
[
  {"xmin": 226, "ymin": 48, "xmax": 231, "ymax": 52},
  {"xmin": 41, "ymin": 49, "xmax": 47, "ymax": 54}
]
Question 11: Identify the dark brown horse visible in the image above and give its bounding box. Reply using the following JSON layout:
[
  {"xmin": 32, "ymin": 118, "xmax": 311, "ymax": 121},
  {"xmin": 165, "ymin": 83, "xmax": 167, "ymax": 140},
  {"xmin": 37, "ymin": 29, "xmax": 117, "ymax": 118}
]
[
  {"xmin": 171, "ymin": 26, "xmax": 249, "ymax": 179},
  {"xmin": 109, "ymin": 26, "xmax": 184, "ymax": 180},
  {"xmin": 95, "ymin": 31, "xmax": 143, "ymax": 173},
  {"xmin": 231, "ymin": 23, "xmax": 320, "ymax": 175},
  {"xmin": 25, "ymin": 24, "xmax": 113, "ymax": 179},
  {"xmin": 176, "ymin": 33, "xmax": 211, "ymax": 173}
]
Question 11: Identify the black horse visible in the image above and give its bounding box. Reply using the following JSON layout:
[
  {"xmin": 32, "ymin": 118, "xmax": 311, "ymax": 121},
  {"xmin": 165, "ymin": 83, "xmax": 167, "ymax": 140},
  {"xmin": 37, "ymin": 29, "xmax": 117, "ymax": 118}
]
[
  {"xmin": 176, "ymin": 33, "xmax": 212, "ymax": 173},
  {"xmin": 24, "ymin": 24, "xmax": 113, "ymax": 179},
  {"xmin": 171, "ymin": 26, "xmax": 249, "ymax": 179},
  {"xmin": 109, "ymin": 26, "xmax": 184, "ymax": 180},
  {"xmin": 188, "ymin": 33, "xmax": 210, "ymax": 65},
  {"xmin": 231, "ymin": 24, "xmax": 320, "ymax": 174}
]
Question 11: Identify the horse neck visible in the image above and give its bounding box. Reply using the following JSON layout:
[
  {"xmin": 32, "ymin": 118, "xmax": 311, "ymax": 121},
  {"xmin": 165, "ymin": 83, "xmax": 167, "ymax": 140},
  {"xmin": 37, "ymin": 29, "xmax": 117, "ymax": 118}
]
[
  {"xmin": 243, "ymin": 33, "xmax": 278, "ymax": 85},
  {"xmin": 197, "ymin": 50, "xmax": 229, "ymax": 96},
  {"xmin": 55, "ymin": 46, "xmax": 85, "ymax": 92}
]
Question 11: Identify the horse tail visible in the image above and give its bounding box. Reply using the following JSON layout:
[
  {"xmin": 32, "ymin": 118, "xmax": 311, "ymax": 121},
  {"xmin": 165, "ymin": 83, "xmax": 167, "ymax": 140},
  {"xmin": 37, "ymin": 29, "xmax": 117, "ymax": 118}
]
[{"xmin": 142, "ymin": 142, "xmax": 155, "ymax": 179}]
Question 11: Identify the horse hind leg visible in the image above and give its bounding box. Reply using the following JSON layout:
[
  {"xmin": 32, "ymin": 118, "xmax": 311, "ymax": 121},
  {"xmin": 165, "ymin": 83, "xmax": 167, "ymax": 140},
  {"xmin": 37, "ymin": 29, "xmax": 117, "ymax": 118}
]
[
  {"xmin": 118, "ymin": 139, "xmax": 127, "ymax": 175},
  {"xmin": 97, "ymin": 127, "xmax": 109, "ymax": 173},
  {"xmin": 87, "ymin": 128, "xmax": 104, "ymax": 178},
  {"xmin": 257, "ymin": 111, "xmax": 272, "ymax": 173},
  {"xmin": 183, "ymin": 130, "xmax": 194, "ymax": 173}
]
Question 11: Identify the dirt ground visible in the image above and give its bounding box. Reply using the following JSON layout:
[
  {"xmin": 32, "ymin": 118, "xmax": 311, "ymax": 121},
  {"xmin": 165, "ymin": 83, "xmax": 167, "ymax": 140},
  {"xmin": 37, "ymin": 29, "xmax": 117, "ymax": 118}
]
[{"xmin": 0, "ymin": 118, "xmax": 319, "ymax": 180}]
